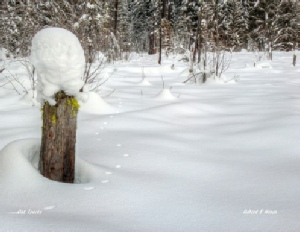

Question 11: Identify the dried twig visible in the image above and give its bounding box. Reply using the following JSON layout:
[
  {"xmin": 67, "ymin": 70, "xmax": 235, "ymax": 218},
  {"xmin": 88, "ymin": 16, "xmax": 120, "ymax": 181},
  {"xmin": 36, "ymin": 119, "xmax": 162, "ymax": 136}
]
[
  {"xmin": 104, "ymin": 89, "xmax": 116, "ymax": 98},
  {"xmin": 91, "ymin": 69, "xmax": 116, "ymax": 92}
]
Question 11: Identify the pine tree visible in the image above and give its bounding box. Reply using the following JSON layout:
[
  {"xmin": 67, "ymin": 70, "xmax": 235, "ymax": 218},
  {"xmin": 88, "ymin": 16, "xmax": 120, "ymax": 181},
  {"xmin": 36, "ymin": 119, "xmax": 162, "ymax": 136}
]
[
  {"xmin": 273, "ymin": 0, "xmax": 298, "ymax": 52},
  {"xmin": 176, "ymin": 0, "xmax": 200, "ymax": 52},
  {"xmin": 129, "ymin": 0, "xmax": 155, "ymax": 54},
  {"xmin": 117, "ymin": 0, "xmax": 132, "ymax": 60},
  {"xmin": 73, "ymin": 0, "xmax": 110, "ymax": 64},
  {"xmin": 1, "ymin": 2, "xmax": 37, "ymax": 57},
  {"xmin": 248, "ymin": 0, "xmax": 279, "ymax": 59},
  {"xmin": 219, "ymin": 1, "xmax": 248, "ymax": 51}
]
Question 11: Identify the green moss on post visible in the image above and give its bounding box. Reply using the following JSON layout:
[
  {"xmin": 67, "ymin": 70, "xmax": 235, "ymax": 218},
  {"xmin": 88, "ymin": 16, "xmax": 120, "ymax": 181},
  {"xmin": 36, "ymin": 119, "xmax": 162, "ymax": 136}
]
[{"xmin": 66, "ymin": 98, "xmax": 80, "ymax": 116}]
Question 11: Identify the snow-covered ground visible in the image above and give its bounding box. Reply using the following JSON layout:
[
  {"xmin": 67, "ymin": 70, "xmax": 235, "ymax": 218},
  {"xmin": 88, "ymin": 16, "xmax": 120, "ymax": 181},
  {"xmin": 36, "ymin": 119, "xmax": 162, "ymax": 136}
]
[{"xmin": 1, "ymin": 52, "xmax": 300, "ymax": 231}]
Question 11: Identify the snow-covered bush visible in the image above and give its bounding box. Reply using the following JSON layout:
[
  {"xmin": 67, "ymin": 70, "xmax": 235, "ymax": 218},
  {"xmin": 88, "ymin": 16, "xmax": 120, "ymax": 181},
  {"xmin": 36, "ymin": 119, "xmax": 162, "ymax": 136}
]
[{"xmin": 30, "ymin": 28, "xmax": 85, "ymax": 105}]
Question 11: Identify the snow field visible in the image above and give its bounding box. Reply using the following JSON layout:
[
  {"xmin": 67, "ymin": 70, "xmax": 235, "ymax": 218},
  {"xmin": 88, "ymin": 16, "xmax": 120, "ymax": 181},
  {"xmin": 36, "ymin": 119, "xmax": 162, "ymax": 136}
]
[{"xmin": 0, "ymin": 51, "xmax": 300, "ymax": 231}]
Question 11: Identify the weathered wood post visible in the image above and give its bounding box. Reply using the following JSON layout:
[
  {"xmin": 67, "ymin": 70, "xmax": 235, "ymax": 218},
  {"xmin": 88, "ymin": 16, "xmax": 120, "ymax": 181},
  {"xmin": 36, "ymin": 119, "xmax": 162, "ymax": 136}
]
[
  {"xmin": 30, "ymin": 28, "xmax": 85, "ymax": 183},
  {"xmin": 293, "ymin": 54, "xmax": 296, "ymax": 67},
  {"xmin": 39, "ymin": 92, "xmax": 79, "ymax": 182}
]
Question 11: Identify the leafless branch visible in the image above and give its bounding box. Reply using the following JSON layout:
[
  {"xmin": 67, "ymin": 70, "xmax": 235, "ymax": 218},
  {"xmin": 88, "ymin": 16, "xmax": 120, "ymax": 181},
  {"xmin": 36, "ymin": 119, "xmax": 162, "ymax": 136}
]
[
  {"xmin": 0, "ymin": 58, "xmax": 36, "ymax": 97},
  {"xmin": 103, "ymin": 89, "xmax": 116, "ymax": 98},
  {"xmin": 90, "ymin": 69, "xmax": 116, "ymax": 92}
]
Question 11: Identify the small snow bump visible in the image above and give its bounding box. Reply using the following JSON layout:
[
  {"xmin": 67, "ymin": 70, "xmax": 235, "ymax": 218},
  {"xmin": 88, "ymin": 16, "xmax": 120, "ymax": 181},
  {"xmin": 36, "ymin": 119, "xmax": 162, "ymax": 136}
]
[
  {"xmin": 123, "ymin": 154, "xmax": 129, "ymax": 157},
  {"xmin": 117, "ymin": 144, "xmax": 122, "ymax": 147},
  {"xmin": 116, "ymin": 165, "xmax": 122, "ymax": 169},
  {"xmin": 103, "ymin": 122, "xmax": 108, "ymax": 125},
  {"xmin": 105, "ymin": 171, "xmax": 112, "ymax": 175},
  {"xmin": 44, "ymin": 206, "xmax": 55, "ymax": 210},
  {"xmin": 84, "ymin": 186, "xmax": 95, "ymax": 191},
  {"xmin": 95, "ymin": 132, "xmax": 99, "ymax": 135},
  {"xmin": 101, "ymin": 180, "xmax": 110, "ymax": 184}
]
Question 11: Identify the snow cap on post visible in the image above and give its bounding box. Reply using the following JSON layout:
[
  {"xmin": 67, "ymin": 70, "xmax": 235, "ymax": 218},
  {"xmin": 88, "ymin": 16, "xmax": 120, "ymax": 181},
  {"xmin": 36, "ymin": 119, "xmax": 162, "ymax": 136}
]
[{"xmin": 30, "ymin": 27, "xmax": 85, "ymax": 105}]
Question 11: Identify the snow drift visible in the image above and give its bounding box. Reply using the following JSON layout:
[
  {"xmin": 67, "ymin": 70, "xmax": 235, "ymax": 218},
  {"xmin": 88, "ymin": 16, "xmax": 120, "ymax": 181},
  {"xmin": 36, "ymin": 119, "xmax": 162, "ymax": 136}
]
[
  {"xmin": 155, "ymin": 89, "xmax": 177, "ymax": 101},
  {"xmin": 0, "ymin": 139, "xmax": 100, "ymax": 185},
  {"xmin": 79, "ymin": 92, "xmax": 115, "ymax": 114}
]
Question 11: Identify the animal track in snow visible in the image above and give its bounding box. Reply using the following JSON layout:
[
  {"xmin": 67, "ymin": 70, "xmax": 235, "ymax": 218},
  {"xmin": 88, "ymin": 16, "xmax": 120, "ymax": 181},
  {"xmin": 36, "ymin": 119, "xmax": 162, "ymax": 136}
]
[{"xmin": 84, "ymin": 186, "xmax": 95, "ymax": 191}]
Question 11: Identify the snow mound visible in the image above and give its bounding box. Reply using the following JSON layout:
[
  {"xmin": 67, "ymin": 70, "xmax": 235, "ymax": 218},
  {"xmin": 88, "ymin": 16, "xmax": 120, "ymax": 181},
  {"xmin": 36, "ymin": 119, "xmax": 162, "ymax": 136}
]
[
  {"xmin": 205, "ymin": 75, "xmax": 225, "ymax": 84},
  {"xmin": 0, "ymin": 139, "xmax": 42, "ymax": 187},
  {"xmin": 0, "ymin": 139, "xmax": 100, "ymax": 185},
  {"xmin": 30, "ymin": 28, "xmax": 85, "ymax": 105},
  {"xmin": 255, "ymin": 62, "xmax": 272, "ymax": 69},
  {"xmin": 205, "ymin": 74, "xmax": 237, "ymax": 84},
  {"xmin": 225, "ymin": 78, "xmax": 237, "ymax": 84},
  {"xmin": 80, "ymin": 92, "xmax": 115, "ymax": 114},
  {"xmin": 137, "ymin": 78, "xmax": 152, "ymax": 86},
  {"xmin": 154, "ymin": 89, "xmax": 177, "ymax": 101},
  {"xmin": 222, "ymin": 74, "xmax": 238, "ymax": 84},
  {"xmin": 245, "ymin": 63, "xmax": 255, "ymax": 68}
]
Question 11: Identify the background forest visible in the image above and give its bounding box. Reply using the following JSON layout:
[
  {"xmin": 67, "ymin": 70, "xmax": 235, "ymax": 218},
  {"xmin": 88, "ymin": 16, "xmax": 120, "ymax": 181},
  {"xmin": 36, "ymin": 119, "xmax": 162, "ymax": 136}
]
[{"xmin": 1, "ymin": 0, "xmax": 300, "ymax": 65}]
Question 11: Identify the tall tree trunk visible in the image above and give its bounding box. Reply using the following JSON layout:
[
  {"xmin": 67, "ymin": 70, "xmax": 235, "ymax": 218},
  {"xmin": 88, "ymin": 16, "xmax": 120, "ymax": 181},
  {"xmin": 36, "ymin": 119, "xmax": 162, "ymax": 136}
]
[
  {"xmin": 158, "ymin": 27, "xmax": 162, "ymax": 64},
  {"xmin": 162, "ymin": 0, "xmax": 167, "ymax": 18},
  {"xmin": 203, "ymin": 40, "xmax": 207, "ymax": 83},
  {"xmin": 158, "ymin": 0, "xmax": 166, "ymax": 64},
  {"xmin": 113, "ymin": 0, "xmax": 119, "ymax": 37},
  {"xmin": 197, "ymin": 7, "xmax": 203, "ymax": 64},
  {"xmin": 167, "ymin": 0, "xmax": 172, "ymax": 21},
  {"xmin": 214, "ymin": 0, "xmax": 219, "ymax": 78},
  {"xmin": 268, "ymin": 41, "xmax": 272, "ymax": 60},
  {"xmin": 149, "ymin": 14, "xmax": 155, "ymax": 55},
  {"xmin": 149, "ymin": 33, "xmax": 155, "ymax": 55},
  {"xmin": 39, "ymin": 91, "xmax": 79, "ymax": 183},
  {"xmin": 193, "ymin": 15, "xmax": 200, "ymax": 63}
]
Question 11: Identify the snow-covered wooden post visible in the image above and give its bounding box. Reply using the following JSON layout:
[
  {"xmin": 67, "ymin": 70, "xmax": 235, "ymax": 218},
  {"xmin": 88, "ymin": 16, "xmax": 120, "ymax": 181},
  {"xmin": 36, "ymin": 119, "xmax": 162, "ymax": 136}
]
[{"xmin": 30, "ymin": 28, "xmax": 85, "ymax": 183}]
